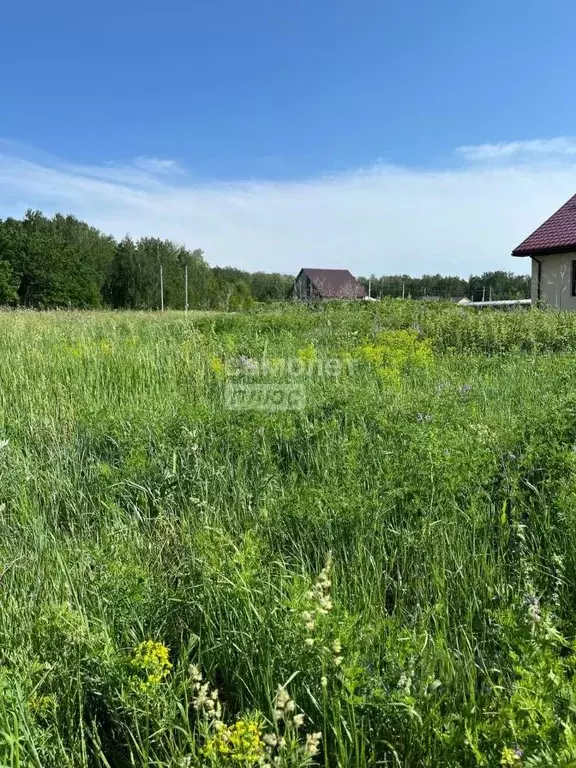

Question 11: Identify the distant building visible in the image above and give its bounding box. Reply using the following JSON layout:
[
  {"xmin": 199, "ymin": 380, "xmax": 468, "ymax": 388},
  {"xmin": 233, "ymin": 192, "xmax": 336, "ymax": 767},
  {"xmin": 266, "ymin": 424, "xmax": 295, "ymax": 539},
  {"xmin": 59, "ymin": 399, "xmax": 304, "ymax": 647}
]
[
  {"xmin": 462, "ymin": 299, "xmax": 531, "ymax": 310},
  {"xmin": 513, "ymin": 193, "xmax": 576, "ymax": 308},
  {"xmin": 292, "ymin": 268, "xmax": 366, "ymax": 300}
]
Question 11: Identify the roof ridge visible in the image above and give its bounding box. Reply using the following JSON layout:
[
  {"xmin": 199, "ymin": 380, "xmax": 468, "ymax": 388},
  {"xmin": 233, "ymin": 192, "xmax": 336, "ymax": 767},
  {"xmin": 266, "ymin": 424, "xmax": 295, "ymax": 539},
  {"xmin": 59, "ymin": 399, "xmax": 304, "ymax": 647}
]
[
  {"xmin": 297, "ymin": 267, "xmax": 365, "ymax": 298},
  {"xmin": 513, "ymin": 193, "xmax": 576, "ymax": 256}
]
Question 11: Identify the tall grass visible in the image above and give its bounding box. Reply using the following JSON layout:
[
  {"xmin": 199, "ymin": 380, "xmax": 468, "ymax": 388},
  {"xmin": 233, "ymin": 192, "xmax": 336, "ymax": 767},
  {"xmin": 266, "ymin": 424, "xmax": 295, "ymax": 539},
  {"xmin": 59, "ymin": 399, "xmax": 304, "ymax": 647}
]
[{"xmin": 1, "ymin": 304, "xmax": 576, "ymax": 766}]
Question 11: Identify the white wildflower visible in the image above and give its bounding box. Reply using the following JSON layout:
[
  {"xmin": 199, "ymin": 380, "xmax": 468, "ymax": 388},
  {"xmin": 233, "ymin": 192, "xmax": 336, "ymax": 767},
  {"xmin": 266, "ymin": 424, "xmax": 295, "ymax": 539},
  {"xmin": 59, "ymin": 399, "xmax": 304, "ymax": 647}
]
[
  {"xmin": 192, "ymin": 677, "xmax": 222, "ymax": 720},
  {"xmin": 319, "ymin": 596, "xmax": 333, "ymax": 612},
  {"xmin": 193, "ymin": 682, "xmax": 210, "ymax": 710},
  {"xmin": 275, "ymin": 686, "xmax": 290, "ymax": 710},
  {"xmin": 398, "ymin": 672, "xmax": 412, "ymax": 694},
  {"xmin": 319, "ymin": 574, "xmax": 331, "ymax": 589},
  {"xmin": 293, "ymin": 713, "xmax": 305, "ymax": 727},
  {"xmin": 527, "ymin": 595, "xmax": 541, "ymax": 623},
  {"xmin": 305, "ymin": 732, "xmax": 322, "ymax": 756},
  {"xmin": 274, "ymin": 686, "xmax": 291, "ymax": 721}
]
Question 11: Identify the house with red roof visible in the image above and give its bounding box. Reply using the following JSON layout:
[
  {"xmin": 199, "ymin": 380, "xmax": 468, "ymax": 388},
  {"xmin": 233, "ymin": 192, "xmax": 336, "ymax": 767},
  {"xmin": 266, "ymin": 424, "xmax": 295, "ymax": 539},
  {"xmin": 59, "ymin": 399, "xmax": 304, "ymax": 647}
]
[
  {"xmin": 513, "ymin": 194, "xmax": 576, "ymax": 308},
  {"xmin": 292, "ymin": 268, "xmax": 366, "ymax": 300}
]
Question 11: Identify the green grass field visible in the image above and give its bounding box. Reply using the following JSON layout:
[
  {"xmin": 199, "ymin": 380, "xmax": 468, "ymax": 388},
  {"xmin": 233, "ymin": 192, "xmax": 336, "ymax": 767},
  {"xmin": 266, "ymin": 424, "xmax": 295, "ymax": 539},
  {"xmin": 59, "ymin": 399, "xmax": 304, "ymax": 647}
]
[{"xmin": 3, "ymin": 302, "xmax": 576, "ymax": 767}]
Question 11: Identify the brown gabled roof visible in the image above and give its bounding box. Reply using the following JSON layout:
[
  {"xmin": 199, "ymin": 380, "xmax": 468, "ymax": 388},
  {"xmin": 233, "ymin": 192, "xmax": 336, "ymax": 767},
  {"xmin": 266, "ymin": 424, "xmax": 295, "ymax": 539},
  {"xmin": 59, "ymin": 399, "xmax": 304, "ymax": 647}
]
[
  {"xmin": 513, "ymin": 193, "xmax": 576, "ymax": 256},
  {"xmin": 298, "ymin": 268, "xmax": 366, "ymax": 298}
]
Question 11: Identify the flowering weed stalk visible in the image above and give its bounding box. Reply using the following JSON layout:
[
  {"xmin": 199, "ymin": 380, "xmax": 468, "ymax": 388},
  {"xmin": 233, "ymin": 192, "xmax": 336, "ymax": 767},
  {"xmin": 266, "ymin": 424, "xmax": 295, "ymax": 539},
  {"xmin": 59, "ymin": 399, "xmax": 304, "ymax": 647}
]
[
  {"xmin": 189, "ymin": 668, "xmax": 321, "ymax": 767},
  {"xmin": 129, "ymin": 640, "xmax": 172, "ymax": 693}
]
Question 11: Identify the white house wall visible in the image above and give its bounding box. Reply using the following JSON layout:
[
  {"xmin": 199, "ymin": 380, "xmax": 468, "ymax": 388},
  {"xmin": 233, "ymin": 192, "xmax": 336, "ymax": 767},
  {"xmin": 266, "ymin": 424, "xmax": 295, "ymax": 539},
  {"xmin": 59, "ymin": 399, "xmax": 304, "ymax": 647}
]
[{"xmin": 534, "ymin": 252, "xmax": 576, "ymax": 309}]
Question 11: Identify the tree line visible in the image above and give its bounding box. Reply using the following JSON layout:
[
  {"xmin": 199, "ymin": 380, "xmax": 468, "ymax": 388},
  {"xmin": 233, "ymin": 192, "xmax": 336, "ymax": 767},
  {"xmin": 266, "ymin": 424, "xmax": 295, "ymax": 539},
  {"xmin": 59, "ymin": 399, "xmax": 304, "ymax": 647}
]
[
  {"xmin": 0, "ymin": 210, "xmax": 530, "ymax": 308},
  {"xmin": 0, "ymin": 210, "xmax": 294, "ymax": 309},
  {"xmin": 358, "ymin": 272, "xmax": 530, "ymax": 302}
]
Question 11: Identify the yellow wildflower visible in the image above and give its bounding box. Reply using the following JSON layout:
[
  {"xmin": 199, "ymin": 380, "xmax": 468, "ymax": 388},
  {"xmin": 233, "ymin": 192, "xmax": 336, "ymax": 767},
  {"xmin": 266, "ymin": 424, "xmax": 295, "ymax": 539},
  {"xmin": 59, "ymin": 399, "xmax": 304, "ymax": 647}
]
[
  {"xmin": 297, "ymin": 343, "xmax": 317, "ymax": 363},
  {"xmin": 209, "ymin": 356, "xmax": 226, "ymax": 377},
  {"xmin": 204, "ymin": 717, "xmax": 265, "ymax": 765},
  {"xmin": 500, "ymin": 746, "xmax": 523, "ymax": 767},
  {"xmin": 28, "ymin": 693, "xmax": 56, "ymax": 719},
  {"xmin": 129, "ymin": 640, "xmax": 172, "ymax": 691}
]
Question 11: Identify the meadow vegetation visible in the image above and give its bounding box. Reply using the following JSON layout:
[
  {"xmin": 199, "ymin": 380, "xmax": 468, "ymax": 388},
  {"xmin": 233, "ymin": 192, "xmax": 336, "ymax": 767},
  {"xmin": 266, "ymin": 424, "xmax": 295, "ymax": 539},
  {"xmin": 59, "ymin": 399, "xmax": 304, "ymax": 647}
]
[{"xmin": 2, "ymin": 301, "xmax": 576, "ymax": 766}]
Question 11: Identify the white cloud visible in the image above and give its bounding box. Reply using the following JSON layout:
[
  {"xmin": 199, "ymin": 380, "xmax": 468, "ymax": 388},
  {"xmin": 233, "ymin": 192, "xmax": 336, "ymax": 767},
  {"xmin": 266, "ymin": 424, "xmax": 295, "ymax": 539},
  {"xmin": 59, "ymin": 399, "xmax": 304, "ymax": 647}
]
[
  {"xmin": 456, "ymin": 136, "xmax": 576, "ymax": 162},
  {"xmin": 132, "ymin": 157, "xmax": 184, "ymax": 174},
  {"xmin": 1, "ymin": 140, "xmax": 576, "ymax": 277}
]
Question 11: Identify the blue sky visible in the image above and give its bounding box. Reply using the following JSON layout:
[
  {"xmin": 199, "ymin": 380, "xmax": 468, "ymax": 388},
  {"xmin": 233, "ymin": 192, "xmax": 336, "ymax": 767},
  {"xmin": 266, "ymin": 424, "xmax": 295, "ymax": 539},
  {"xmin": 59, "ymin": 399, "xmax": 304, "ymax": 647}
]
[{"xmin": 1, "ymin": 0, "xmax": 576, "ymax": 275}]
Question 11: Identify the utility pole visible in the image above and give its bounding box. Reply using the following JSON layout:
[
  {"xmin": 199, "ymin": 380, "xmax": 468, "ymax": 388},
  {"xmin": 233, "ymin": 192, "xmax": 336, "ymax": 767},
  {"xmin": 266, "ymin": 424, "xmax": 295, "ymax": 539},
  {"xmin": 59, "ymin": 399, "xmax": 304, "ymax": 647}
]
[
  {"xmin": 402, "ymin": 281, "xmax": 405, "ymax": 300},
  {"xmin": 489, "ymin": 285, "xmax": 493, "ymax": 301},
  {"xmin": 160, "ymin": 264, "xmax": 164, "ymax": 312},
  {"xmin": 184, "ymin": 263, "xmax": 189, "ymax": 312},
  {"xmin": 368, "ymin": 279, "xmax": 371, "ymax": 298},
  {"xmin": 482, "ymin": 285, "xmax": 486, "ymax": 302}
]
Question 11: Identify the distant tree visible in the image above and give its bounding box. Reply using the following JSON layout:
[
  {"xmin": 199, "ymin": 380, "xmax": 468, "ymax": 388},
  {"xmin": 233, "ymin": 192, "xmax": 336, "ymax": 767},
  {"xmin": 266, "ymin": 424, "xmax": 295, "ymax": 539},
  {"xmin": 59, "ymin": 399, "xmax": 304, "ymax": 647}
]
[
  {"xmin": 105, "ymin": 236, "xmax": 139, "ymax": 308},
  {"xmin": 0, "ymin": 217, "xmax": 25, "ymax": 300},
  {"xmin": 211, "ymin": 267, "xmax": 255, "ymax": 310},
  {"xmin": 0, "ymin": 261, "xmax": 18, "ymax": 304},
  {"xmin": 0, "ymin": 210, "xmax": 115, "ymax": 307},
  {"xmin": 107, "ymin": 237, "xmax": 213, "ymax": 310},
  {"xmin": 468, "ymin": 271, "xmax": 530, "ymax": 301},
  {"xmin": 249, "ymin": 271, "xmax": 294, "ymax": 301},
  {"xmin": 358, "ymin": 271, "xmax": 529, "ymax": 301},
  {"xmin": 51, "ymin": 213, "xmax": 116, "ymax": 306},
  {"xmin": 177, "ymin": 247, "xmax": 213, "ymax": 309}
]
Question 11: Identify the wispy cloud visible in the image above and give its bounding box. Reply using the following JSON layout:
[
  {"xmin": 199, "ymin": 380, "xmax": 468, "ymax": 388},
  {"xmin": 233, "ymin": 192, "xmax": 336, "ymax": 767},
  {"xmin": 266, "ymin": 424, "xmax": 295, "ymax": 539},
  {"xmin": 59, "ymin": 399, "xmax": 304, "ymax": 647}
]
[
  {"xmin": 456, "ymin": 136, "xmax": 576, "ymax": 162},
  {"xmin": 0, "ymin": 139, "xmax": 575, "ymax": 276},
  {"xmin": 132, "ymin": 157, "xmax": 184, "ymax": 175}
]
